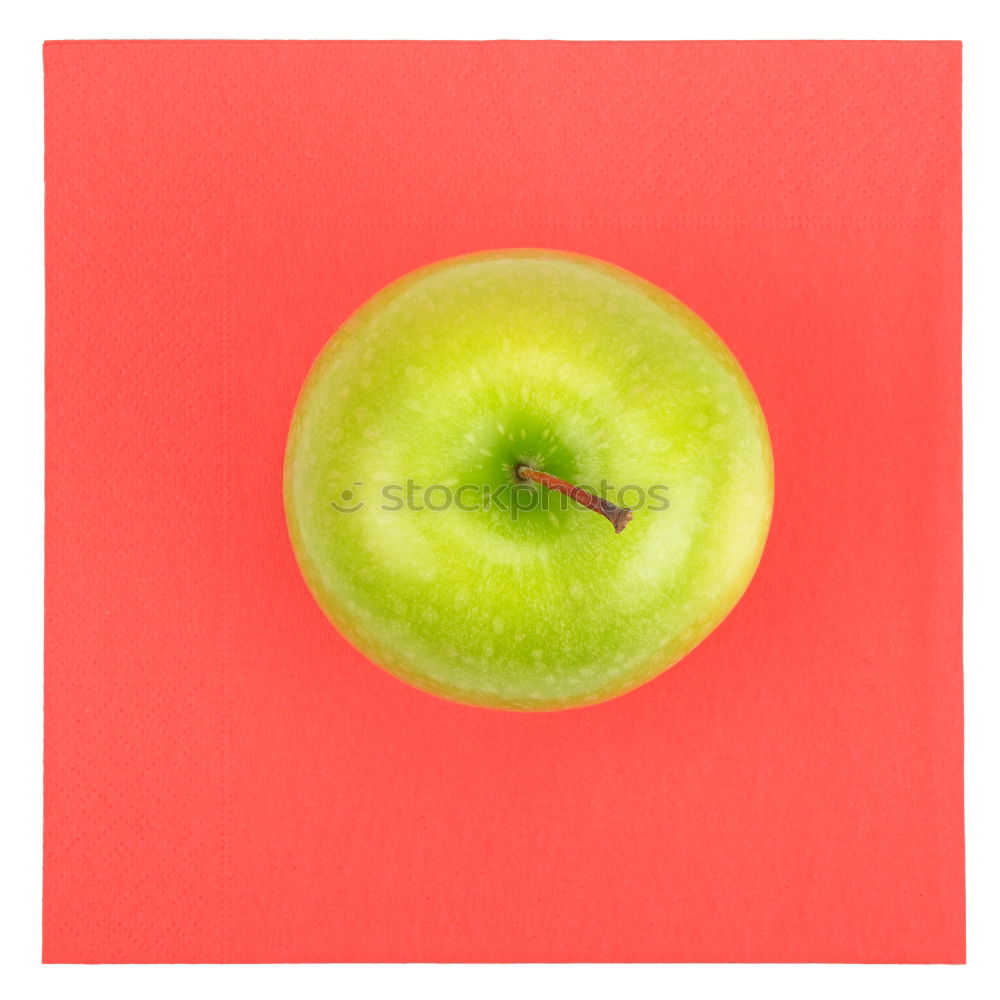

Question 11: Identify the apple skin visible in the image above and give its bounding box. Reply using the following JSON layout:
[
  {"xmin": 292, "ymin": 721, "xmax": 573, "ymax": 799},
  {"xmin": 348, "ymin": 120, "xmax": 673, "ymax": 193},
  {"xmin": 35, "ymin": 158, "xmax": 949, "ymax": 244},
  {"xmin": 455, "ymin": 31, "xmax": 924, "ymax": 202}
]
[{"xmin": 284, "ymin": 250, "xmax": 773, "ymax": 711}]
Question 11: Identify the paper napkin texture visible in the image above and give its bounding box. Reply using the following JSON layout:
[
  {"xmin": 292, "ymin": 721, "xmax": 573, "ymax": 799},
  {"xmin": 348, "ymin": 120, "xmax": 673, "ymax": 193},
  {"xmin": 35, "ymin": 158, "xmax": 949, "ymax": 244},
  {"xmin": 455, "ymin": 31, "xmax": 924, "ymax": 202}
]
[{"xmin": 44, "ymin": 40, "xmax": 963, "ymax": 963}]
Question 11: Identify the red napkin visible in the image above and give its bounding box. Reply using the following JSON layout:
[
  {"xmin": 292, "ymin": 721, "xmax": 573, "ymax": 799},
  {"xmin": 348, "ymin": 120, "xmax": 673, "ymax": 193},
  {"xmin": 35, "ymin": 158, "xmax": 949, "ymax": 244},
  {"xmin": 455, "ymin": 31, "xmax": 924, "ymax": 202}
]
[{"xmin": 43, "ymin": 40, "xmax": 963, "ymax": 963}]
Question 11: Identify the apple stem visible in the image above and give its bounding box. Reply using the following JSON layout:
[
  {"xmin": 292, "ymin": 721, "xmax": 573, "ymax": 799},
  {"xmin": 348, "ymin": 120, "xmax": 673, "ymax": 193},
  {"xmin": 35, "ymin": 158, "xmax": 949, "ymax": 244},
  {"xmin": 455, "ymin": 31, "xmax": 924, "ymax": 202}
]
[{"xmin": 515, "ymin": 465, "xmax": 633, "ymax": 534}]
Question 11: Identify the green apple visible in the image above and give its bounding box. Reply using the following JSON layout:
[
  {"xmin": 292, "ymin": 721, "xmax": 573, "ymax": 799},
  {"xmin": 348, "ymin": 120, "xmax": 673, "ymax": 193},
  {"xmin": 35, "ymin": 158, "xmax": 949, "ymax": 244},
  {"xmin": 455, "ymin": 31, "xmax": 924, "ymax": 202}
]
[{"xmin": 284, "ymin": 250, "xmax": 773, "ymax": 711}]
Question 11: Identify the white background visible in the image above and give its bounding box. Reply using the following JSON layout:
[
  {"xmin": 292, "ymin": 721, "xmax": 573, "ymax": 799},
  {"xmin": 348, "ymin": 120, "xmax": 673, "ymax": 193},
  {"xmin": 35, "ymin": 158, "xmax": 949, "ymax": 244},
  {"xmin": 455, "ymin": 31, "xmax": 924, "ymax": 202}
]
[{"xmin": 2, "ymin": 2, "xmax": 996, "ymax": 997}]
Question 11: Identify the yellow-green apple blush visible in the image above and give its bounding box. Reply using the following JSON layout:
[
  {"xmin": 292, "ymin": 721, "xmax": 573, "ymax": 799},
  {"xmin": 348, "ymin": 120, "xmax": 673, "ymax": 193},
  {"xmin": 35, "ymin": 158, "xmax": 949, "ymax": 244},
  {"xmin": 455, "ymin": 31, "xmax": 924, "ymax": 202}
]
[{"xmin": 284, "ymin": 250, "xmax": 773, "ymax": 711}]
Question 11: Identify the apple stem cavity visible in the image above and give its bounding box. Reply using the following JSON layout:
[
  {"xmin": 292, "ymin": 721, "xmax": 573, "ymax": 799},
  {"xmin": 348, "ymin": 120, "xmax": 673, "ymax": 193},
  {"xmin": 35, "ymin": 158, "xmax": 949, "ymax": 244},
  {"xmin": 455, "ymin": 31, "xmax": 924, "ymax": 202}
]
[{"xmin": 515, "ymin": 464, "xmax": 633, "ymax": 534}]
